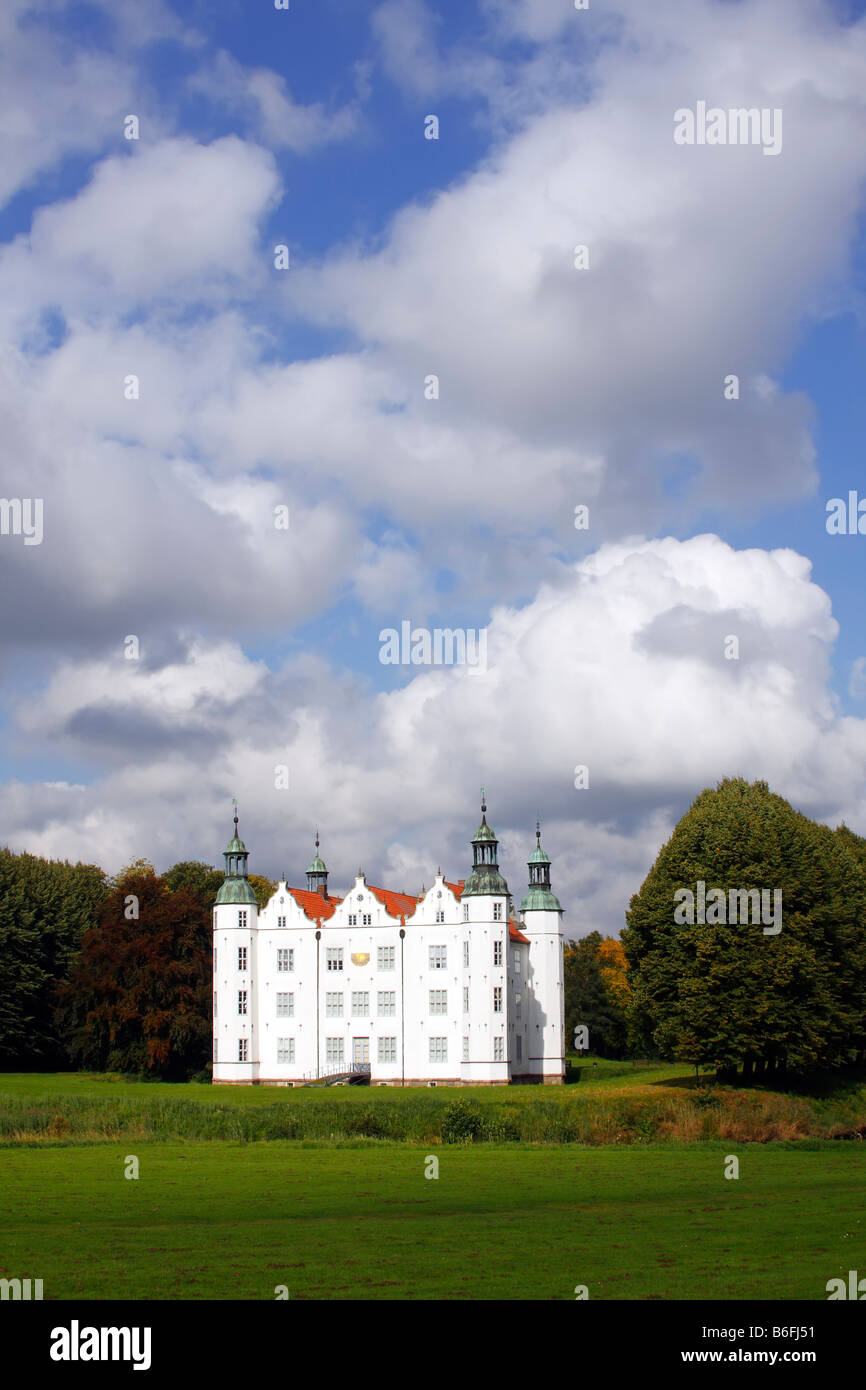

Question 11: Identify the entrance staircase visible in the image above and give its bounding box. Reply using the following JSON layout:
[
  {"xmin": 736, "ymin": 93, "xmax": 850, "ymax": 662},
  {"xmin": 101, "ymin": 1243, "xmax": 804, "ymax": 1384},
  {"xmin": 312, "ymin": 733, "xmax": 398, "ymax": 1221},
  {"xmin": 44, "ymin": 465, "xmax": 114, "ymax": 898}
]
[{"xmin": 301, "ymin": 1062, "xmax": 371, "ymax": 1087}]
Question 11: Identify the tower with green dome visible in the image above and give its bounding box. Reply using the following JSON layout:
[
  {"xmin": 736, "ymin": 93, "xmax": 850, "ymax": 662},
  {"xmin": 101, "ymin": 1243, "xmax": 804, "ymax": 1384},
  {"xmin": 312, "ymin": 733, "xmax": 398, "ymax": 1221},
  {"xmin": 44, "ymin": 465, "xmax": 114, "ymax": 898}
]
[
  {"xmin": 461, "ymin": 791, "xmax": 511, "ymax": 1085},
  {"xmin": 305, "ymin": 830, "xmax": 329, "ymax": 897},
  {"xmin": 520, "ymin": 822, "xmax": 562, "ymax": 914},
  {"xmin": 520, "ymin": 822, "xmax": 565, "ymax": 1083},
  {"xmin": 461, "ymin": 790, "xmax": 509, "ymax": 898},
  {"xmin": 215, "ymin": 807, "xmax": 259, "ymax": 906},
  {"xmin": 212, "ymin": 804, "xmax": 258, "ymax": 1080}
]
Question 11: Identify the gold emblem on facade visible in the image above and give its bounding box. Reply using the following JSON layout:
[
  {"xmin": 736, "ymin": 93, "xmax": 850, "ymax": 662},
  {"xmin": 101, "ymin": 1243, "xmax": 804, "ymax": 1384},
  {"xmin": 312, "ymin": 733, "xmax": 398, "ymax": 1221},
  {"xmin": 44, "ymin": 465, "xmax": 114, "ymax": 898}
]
[{"xmin": 351, "ymin": 952, "xmax": 370, "ymax": 966}]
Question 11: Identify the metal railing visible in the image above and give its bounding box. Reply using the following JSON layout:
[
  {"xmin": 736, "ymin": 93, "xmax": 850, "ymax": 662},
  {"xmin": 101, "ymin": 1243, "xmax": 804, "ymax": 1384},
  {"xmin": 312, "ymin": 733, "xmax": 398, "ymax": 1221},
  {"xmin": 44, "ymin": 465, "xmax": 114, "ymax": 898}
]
[{"xmin": 302, "ymin": 1060, "xmax": 371, "ymax": 1082}]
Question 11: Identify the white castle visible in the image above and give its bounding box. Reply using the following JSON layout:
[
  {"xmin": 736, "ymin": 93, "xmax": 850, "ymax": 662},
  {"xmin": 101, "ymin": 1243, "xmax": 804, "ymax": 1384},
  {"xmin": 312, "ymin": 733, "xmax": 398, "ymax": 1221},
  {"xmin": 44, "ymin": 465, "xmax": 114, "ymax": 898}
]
[{"xmin": 212, "ymin": 796, "xmax": 565, "ymax": 1086}]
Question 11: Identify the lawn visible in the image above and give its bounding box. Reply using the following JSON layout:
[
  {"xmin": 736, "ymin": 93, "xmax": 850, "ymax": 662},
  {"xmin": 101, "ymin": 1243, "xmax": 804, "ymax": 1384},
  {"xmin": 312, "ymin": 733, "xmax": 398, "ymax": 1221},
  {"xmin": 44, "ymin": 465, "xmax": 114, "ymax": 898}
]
[
  {"xmin": 0, "ymin": 1057, "xmax": 691, "ymax": 1103},
  {"xmin": 1, "ymin": 1141, "xmax": 863, "ymax": 1300}
]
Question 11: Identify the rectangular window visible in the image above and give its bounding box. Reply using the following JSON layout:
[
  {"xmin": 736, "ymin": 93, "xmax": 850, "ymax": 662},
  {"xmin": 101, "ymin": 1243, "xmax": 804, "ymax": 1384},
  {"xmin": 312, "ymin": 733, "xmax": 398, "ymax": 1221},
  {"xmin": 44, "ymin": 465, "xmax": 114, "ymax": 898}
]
[
  {"xmin": 238, "ymin": 1038, "xmax": 248, "ymax": 1062},
  {"xmin": 325, "ymin": 992, "xmax": 343, "ymax": 1018},
  {"xmin": 463, "ymin": 986, "xmax": 469, "ymax": 1013},
  {"xmin": 326, "ymin": 1037, "xmax": 344, "ymax": 1065},
  {"xmin": 493, "ymin": 986, "xmax": 502, "ymax": 1013},
  {"xmin": 377, "ymin": 991, "xmax": 396, "ymax": 1017},
  {"xmin": 493, "ymin": 940, "xmax": 503, "ymax": 966},
  {"xmin": 362, "ymin": 913, "xmax": 372, "ymax": 925},
  {"xmin": 276, "ymin": 992, "xmax": 294, "ymax": 1018},
  {"xmin": 213, "ymin": 991, "xmax": 218, "ymax": 1017},
  {"xmin": 429, "ymin": 1037, "xmax": 448, "ymax": 1063},
  {"xmin": 377, "ymin": 945, "xmax": 395, "ymax": 970},
  {"xmin": 516, "ymin": 1035, "xmax": 522, "ymax": 1062},
  {"xmin": 493, "ymin": 903, "xmax": 503, "ymax": 921},
  {"xmin": 462, "ymin": 1036, "xmax": 469, "ymax": 1061},
  {"xmin": 352, "ymin": 991, "xmax": 369, "ymax": 1017},
  {"xmin": 429, "ymin": 989, "xmax": 447, "ymax": 1015},
  {"xmin": 463, "ymin": 903, "xmax": 469, "ymax": 921},
  {"xmin": 238, "ymin": 990, "xmax": 247, "ymax": 1015},
  {"xmin": 348, "ymin": 914, "xmax": 357, "ymax": 926},
  {"xmin": 516, "ymin": 993, "xmax": 522, "ymax": 1019},
  {"xmin": 239, "ymin": 910, "xmax": 248, "ymax": 928},
  {"xmin": 277, "ymin": 948, "xmax": 292, "ymax": 972},
  {"xmin": 326, "ymin": 948, "xmax": 343, "ymax": 971},
  {"xmin": 277, "ymin": 1038, "xmax": 295, "ymax": 1064},
  {"xmin": 237, "ymin": 946, "xmax": 247, "ymax": 971},
  {"xmin": 213, "ymin": 948, "xmax": 217, "ymax": 971},
  {"xmin": 463, "ymin": 940, "xmax": 469, "ymax": 967},
  {"xmin": 277, "ymin": 915, "xmax": 286, "ymax": 928},
  {"xmin": 377, "ymin": 1036, "xmax": 397, "ymax": 1063},
  {"xmin": 213, "ymin": 1039, "xmax": 218, "ymax": 1063},
  {"xmin": 429, "ymin": 945, "xmax": 447, "ymax": 970},
  {"xmin": 494, "ymin": 1036, "xmax": 504, "ymax": 1062},
  {"xmin": 435, "ymin": 910, "xmax": 445, "ymax": 923},
  {"xmin": 513, "ymin": 951, "xmax": 521, "ymax": 973}
]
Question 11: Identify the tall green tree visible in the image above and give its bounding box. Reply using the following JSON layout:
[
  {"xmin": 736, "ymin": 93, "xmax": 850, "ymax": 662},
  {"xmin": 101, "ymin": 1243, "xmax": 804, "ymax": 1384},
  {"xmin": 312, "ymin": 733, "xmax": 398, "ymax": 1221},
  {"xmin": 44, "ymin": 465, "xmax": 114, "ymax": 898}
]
[
  {"xmin": 0, "ymin": 847, "xmax": 106, "ymax": 1066},
  {"xmin": 622, "ymin": 778, "xmax": 866, "ymax": 1077}
]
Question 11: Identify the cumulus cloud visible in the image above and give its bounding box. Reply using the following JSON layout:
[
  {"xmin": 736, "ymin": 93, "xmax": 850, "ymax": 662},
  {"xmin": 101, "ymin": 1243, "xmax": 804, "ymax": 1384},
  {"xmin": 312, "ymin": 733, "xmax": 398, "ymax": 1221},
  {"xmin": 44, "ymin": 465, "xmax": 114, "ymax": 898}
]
[
  {"xmin": 5, "ymin": 535, "xmax": 866, "ymax": 935},
  {"xmin": 15, "ymin": 137, "xmax": 281, "ymax": 303},
  {"xmin": 0, "ymin": 0, "xmax": 196, "ymax": 210}
]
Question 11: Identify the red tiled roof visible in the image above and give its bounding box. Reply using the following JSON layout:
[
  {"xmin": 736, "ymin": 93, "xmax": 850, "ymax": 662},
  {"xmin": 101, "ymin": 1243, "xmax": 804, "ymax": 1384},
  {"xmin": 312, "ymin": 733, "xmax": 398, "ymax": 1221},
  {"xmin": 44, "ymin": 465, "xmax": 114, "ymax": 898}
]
[
  {"xmin": 286, "ymin": 877, "xmax": 518, "ymax": 931},
  {"xmin": 369, "ymin": 885, "xmax": 420, "ymax": 919},
  {"xmin": 287, "ymin": 887, "xmax": 341, "ymax": 921}
]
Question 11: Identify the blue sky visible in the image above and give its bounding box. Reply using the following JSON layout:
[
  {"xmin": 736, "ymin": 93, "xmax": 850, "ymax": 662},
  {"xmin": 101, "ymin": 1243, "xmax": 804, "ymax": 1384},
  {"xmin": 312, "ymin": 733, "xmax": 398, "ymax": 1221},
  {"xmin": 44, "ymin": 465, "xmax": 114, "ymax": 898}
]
[{"xmin": 1, "ymin": 0, "xmax": 866, "ymax": 933}]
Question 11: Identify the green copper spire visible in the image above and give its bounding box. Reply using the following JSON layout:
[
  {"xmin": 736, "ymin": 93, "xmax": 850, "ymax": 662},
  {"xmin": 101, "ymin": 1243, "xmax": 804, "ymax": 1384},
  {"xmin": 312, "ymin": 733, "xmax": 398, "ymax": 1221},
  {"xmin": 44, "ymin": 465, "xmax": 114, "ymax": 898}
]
[
  {"xmin": 306, "ymin": 828, "xmax": 328, "ymax": 896},
  {"xmin": 215, "ymin": 804, "xmax": 258, "ymax": 906},
  {"xmin": 462, "ymin": 791, "xmax": 509, "ymax": 897},
  {"xmin": 520, "ymin": 821, "xmax": 562, "ymax": 913}
]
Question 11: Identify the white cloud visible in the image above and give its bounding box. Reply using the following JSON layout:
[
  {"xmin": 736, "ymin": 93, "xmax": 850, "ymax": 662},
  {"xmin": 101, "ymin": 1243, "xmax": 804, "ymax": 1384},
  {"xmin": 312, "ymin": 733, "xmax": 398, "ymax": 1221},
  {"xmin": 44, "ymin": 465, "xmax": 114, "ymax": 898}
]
[
  {"xmin": 372, "ymin": 0, "xmax": 444, "ymax": 97},
  {"xmin": 5, "ymin": 535, "xmax": 866, "ymax": 935},
  {"xmin": 850, "ymin": 657, "xmax": 866, "ymax": 700},
  {"xmin": 188, "ymin": 50, "xmax": 359, "ymax": 152},
  {"xmin": 25, "ymin": 137, "xmax": 281, "ymax": 299}
]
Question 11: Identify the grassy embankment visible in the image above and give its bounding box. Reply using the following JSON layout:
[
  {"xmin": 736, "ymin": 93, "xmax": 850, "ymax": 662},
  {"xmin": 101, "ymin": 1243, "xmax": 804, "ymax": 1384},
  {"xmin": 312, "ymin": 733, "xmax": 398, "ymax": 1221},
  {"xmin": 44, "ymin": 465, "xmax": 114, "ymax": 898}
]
[{"xmin": 1, "ymin": 1059, "xmax": 864, "ymax": 1145}]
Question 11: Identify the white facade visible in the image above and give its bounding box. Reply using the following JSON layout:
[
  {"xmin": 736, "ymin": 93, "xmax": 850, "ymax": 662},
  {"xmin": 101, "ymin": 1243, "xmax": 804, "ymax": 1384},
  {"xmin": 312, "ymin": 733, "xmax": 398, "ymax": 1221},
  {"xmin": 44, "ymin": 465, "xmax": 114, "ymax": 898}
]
[{"xmin": 212, "ymin": 810, "xmax": 565, "ymax": 1086}]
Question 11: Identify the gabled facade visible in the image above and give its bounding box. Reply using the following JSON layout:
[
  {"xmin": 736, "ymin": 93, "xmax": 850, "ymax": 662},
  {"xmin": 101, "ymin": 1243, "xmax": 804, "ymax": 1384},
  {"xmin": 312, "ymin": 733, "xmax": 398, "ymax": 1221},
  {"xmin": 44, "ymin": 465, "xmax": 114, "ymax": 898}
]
[{"xmin": 212, "ymin": 801, "xmax": 565, "ymax": 1085}]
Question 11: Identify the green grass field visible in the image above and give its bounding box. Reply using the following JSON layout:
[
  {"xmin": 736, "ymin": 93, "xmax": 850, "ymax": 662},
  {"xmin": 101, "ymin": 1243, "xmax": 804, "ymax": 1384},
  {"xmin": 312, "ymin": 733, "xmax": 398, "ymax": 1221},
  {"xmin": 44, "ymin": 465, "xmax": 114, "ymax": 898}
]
[
  {"xmin": 2, "ymin": 1141, "xmax": 864, "ymax": 1300},
  {"xmin": 2, "ymin": 1065, "xmax": 864, "ymax": 1300}
]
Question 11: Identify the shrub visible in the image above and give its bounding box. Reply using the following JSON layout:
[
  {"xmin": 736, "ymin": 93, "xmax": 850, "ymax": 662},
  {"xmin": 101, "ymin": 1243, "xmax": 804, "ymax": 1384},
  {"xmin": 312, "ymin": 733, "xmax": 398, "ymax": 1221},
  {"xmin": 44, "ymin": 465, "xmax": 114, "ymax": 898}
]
[{"xmin": 441, "ymin": 1098, "xmax": 485, "ymax": 1143}]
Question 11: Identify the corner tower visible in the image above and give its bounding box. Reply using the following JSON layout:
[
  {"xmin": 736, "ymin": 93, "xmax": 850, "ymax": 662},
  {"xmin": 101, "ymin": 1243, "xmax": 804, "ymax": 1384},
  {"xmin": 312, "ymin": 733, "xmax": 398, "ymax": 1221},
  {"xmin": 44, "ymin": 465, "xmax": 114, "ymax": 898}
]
[
  {"xmin": 461, "ymin": 791, "xmax": 510, "ymax": 1084},
  {"xmin": 213, "ymin": 807, "xmax": 259, "ymax": 1084},
  {"xmin": 520, "ymin": 822, "xmax": 564, "ymax": 1084}
]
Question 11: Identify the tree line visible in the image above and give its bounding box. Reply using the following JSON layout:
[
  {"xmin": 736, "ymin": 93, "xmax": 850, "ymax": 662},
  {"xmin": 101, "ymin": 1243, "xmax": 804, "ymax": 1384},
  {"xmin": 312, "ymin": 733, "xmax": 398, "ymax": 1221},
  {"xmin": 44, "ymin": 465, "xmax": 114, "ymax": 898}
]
[{"xmin": 0, "ymin": 852, "xmax": 273, "ymax": 1079}]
